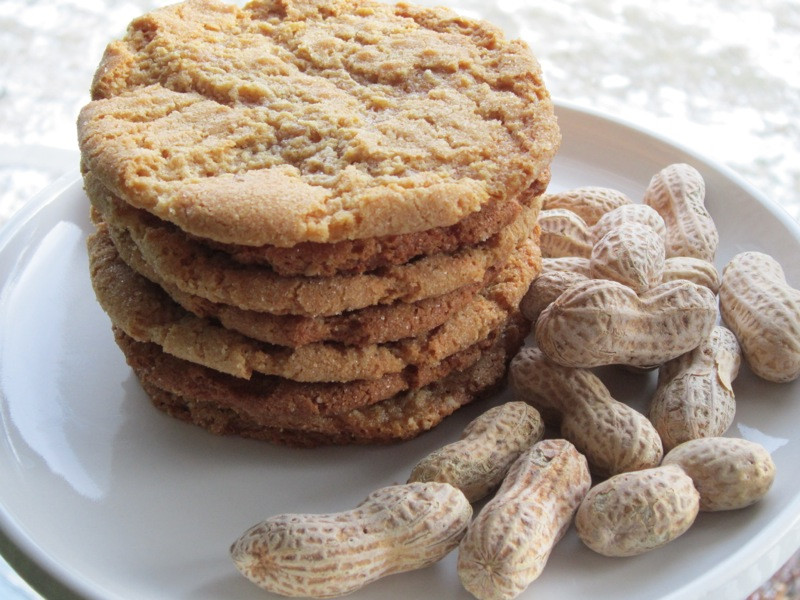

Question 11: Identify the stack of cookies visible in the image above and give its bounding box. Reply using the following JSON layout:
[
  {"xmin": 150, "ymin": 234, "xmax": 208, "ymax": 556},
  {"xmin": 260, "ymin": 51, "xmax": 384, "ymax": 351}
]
[{"xmin": 78, "ymin": 0, "xmax": 560, "ymax": 446}]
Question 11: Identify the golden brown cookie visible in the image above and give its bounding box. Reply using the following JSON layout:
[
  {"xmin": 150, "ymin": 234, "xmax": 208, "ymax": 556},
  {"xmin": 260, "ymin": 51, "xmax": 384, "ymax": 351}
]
[
  {"xmin": 168, "ymin": 235, "xmax": 541, "ymax": 346},
  {"xmin": 204, "ymin": 173, "xmax": 548, "ymax": 276},
  {"xmin": 112, "ymin": 309, "xmax": 522, "ymax": 428},
  {"xmin": 137, "ymin": 263, "xmax": 486, "ymax": 347},
  {"xmin": 89, "ymin": 224, "xmax": 538, "ymax": 381},
  {"xmin": 77, "ymin": 0, "xmax": 559, "ymax": 247},
  {"xmin": 97, "ymin": 192, "xmax": 539, "ymax": 316},
  {"xmin": 83, "ymin": 168, "xmax": 547, "ymax": 277},
  {"xmin": 116, "ymin": 312, "xmax": 528, "ymax": 445},
  {"xmin": 95, "ymin": 216, "xmax": 488, "ymax": 346},
  {"xmin": 87, "ymin": 187, "xmax": 518, "ymax": 349}
]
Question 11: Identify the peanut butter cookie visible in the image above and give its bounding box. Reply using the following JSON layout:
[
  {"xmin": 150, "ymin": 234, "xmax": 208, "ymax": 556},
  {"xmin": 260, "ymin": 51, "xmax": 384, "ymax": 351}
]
[
  {"xmin": 115, "ymin": 312, "xmax": 527, "ymax": 445},
  {"xmin": 205, "ymin": 174, "xmax": 548, "ymax": 276},
  {"xmin": 97, "ymin": 193, "xmax": 539, "ymax": 316},
  {"xmin": 89, "ymin": 225, "xmax": 539, "ymax": 381},
  {"xmin": 83, "ymin": 166, "xmax": 548, "ymax": 277},
  {"xmin": 77, "ymin": 0, "xmax": 559, "ymax": 247},
  {"xmin": 93, "ymin": 216, "xmax": 488, "ymax": 346}
]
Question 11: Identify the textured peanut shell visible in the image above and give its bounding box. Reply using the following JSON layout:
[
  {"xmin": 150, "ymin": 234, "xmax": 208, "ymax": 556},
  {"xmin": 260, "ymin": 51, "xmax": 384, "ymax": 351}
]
[
  {"xmin": 575, "ymin": 464, "xmax": 700, "ymax": 557},
  {"xmin": 407, "ymin": 402, "xmax": 545, "ymax": 503},
  {"xmin": 649, "ymin": 326, "xmax": 741, "ymax": 450},
  {"xmin": 510, "ymin": 347, "xmax": 663, "ymax": 477},
  {"xmin": 662, "ymin": 256, "xmax": 721, "ymax": 293},
  {"xmin": 590, "ymin": 222, "xmax": 665, "ymax": 293},
  {"xmin": 230, "ymin": 482, "xmax": 471, "ymax": 598},
  {"xmin": 591, "ymin": 203, "xmax": 667, "ymax": 244},
  {"xmin": 538, "ymin": 209, "xmax": 593, "ymax": 258},
  {"xmin": 662, "ymin": 437, "xmax": 776, "ymax": 511},
  {"xmin": 643, "ymin": 163, "xmax": 719, "ymax": 261},
  {"xmin": 520, "ymin": 270, "xmax": 589, "ymax": 324},
  {"xmin": 458, "ymin": 439, "xmax": 591, "ymax": 600},
  {"xmin": 719, "ymin": 251, "xmax": 800, "ymax": 382},
  {"xmin": 542, "ymin": 186, "xmax": 632, "ymax": 225},
  {"xmin": 541, "ymin": 256, "xmax": 591, "ymax": 275},
  {"xmin": 535, "ymin": 278, "xmax": 718, "ymax": 368}
]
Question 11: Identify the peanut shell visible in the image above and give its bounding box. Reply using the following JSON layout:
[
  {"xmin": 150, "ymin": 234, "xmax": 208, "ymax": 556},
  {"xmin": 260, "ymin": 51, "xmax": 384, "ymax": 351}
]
[
  {"xmin": 231, "ymin": 482, "xmax": 471, "ymax": 598},
  {"xmin": 458, "ymin": 439, "xmax": 590, "ymax": 600},
  {"xmin": 520, "ymin": 270, "xmax": 589, "ymax": 324},
  {"xmin": 720, "ymin": 251, "xmax": 800, "ymax": 382},
  {"xmin": 510, "ymin": 347, "xmax": 663, "ymax": 477},
  {"xmin": 649, "ymin": 326, "xmax": 742, "ymax": 450},
  {"xmin": 535, "ymin": 278, "xmax": 718, "ymax": 368},
  {"xmin": 590, "ymin": 221, "xmax": 665, "ymax": 293},
  {"xmin": 662, "ymin": 437, "xmax": 776, "ymax": 511},
  {"xmin": 408, "ymin": 402, "xmax": 545, "ymax": 503},
  {"xmin": 643, "ymin": 163, "xmax": 718, "ymax": 261},
  {"xmin": 541, "ymin": 256, "xmax": 591, "ymax": 275},
  {"xmin": 538, "ymin": 209, "xmax": 593, "ymax": 258},
  {"xmin": 662, "ymin": 256, "xmax": 721, "ymax": 293},
  {"xmin": 591, "ymin": 203, "xmax": 667, "ymax": 243},
  {"xmin": 575, "ymin": 464, "xmax": 699, "ymax": 557},
  {"xmin": 542, "ymin": 186, "xmax": 632, "ymax": 225}
]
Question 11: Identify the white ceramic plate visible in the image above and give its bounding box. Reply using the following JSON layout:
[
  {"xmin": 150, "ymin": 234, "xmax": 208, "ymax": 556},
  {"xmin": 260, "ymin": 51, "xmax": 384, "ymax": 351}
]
[{"xmin": 1, "ymin": 103, "xmax": 799, "ymax": 600}]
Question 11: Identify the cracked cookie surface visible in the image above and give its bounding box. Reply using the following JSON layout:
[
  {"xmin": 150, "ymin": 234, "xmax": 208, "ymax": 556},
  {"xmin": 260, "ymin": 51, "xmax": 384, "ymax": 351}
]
[{"xmin": 77, "ymin": 0, "xmax": 559, "ymax": 247}]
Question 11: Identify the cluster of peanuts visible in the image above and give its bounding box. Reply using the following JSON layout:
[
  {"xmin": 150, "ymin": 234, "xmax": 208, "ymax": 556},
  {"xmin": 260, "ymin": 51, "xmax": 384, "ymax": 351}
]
[{"xmin": 229, "ymin": 163, "xmax": 799, "ymax": 600}]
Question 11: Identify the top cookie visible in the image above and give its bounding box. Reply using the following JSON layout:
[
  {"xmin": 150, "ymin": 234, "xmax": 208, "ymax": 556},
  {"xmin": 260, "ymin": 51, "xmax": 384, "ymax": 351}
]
[{"xmin": 77, "ymin": 0, "xmax": 560, "ymax": 247}]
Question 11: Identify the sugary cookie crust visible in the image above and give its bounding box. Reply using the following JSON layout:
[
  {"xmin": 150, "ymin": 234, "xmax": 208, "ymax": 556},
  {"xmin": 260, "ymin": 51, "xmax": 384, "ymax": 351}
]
[
  {"xmin": 114, "ymin": 322, "xmax": 501, "ymax": 424},
  {"xmin": 120, "ymin": 241, "xmax": 487, "ymax": 346},
  {"xmin": 138, "ymin": 342, "xmax": 505, "ymax": 446},
  {"xmin": 89, "ymin": 224, "xmax": 539, "ymax": 381},
  {"xmin": 82, "ymin": 165, "xmax": 547, "ymax": 277},
  {"xmin": 88, "ymin": 206, "xmax": 490, "ymax": 345},
  {"xmin": 97, "ymin": 191, "xmax": 539, "ymax": 316},
  {"xmin": 116, "ymin": 312, "xmax": 527, "ymax": 444},
  {"xmin": 77, "ymin": 0, "xmax": 559, "ymax": 247},
  {"xmin": 201, "ymin": 172, "xmax": 549, "ymax": 276}
]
